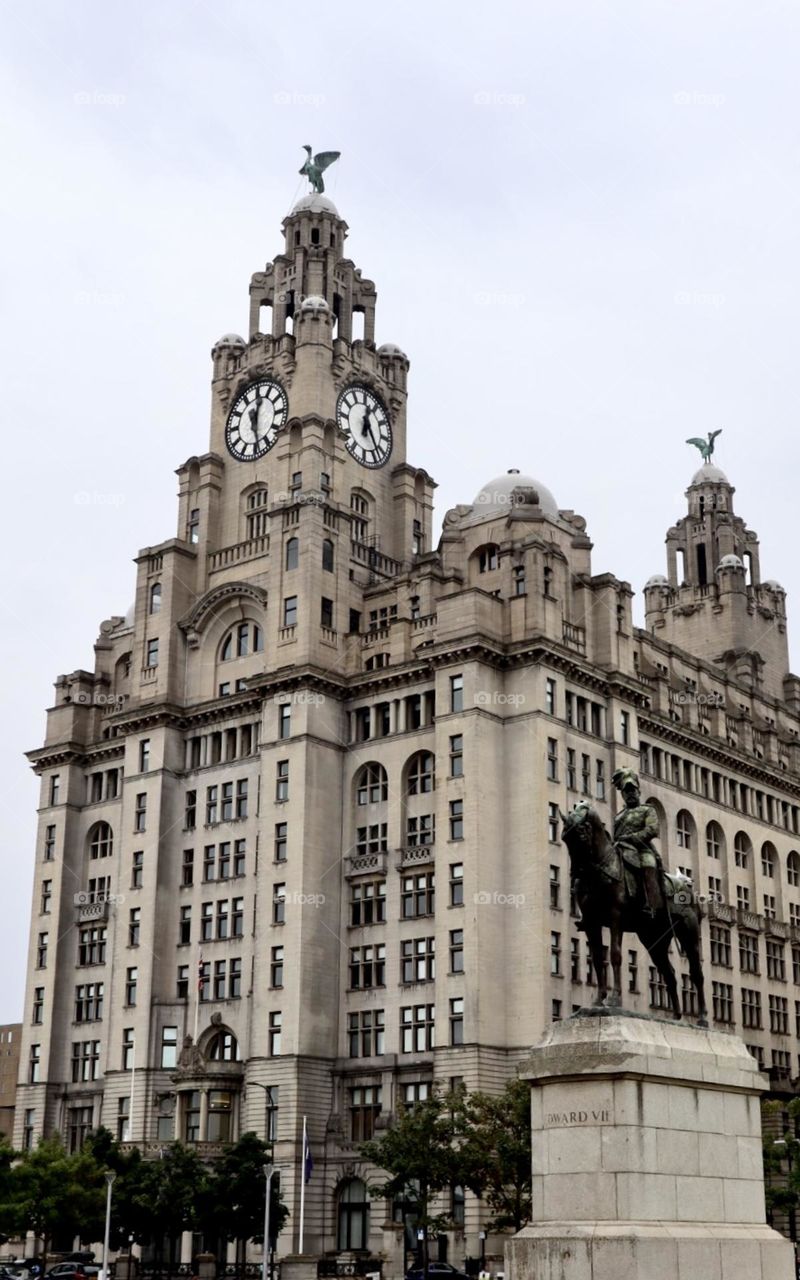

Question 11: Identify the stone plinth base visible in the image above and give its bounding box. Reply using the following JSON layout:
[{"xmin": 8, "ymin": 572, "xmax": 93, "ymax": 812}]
[
  {"xmin": 279, "ymin": 1257, "xmax": 318, "ymax": 1280},
  {"xmin": 505, "ymin": 1011, "xmax": 795, "ymax": 1280}
]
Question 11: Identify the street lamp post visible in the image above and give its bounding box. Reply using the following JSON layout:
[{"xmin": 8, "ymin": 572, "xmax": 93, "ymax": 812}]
[
  {"xmin": 246, "ymin": 1082, "xmax": 276, "ymax": 1158},
  {"xmin": 773, "ymin": 1138, "xmax": 798, "ymax": 1246},
  {"xmin": 262, "ymin": 1164, "xmax": 276, "ymax": 1280},
  {"xmin": 102, "ymin": 1171, "xmax": 116, "ymax": 1280}
]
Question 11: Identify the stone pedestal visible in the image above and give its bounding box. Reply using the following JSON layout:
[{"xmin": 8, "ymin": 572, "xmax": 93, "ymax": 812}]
[{"xmin": 505, "ymin": 1011, "xmax": 795, "ymax": 1280}]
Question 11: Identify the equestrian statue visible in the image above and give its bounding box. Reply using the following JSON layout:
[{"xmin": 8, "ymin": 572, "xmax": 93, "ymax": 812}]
[{"xmin": 561, "ymin": 768, "xmax": 707, "ymax": 1023}]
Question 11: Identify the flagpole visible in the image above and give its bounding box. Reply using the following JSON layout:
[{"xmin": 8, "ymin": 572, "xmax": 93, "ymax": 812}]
[
  {"xmin": 194, "ymin": 951, "xmax": 203, "ymax": 1042},
  {"xmin": 299, "ymin": 1116, "xmax": 307, "ymax": 1254},
  {"xmin": 129, "ymin": 1033, "xmax": 136, "ymax": 1141}
]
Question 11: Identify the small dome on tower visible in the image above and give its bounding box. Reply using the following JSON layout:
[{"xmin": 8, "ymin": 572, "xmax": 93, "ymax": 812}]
[
  {"xmin": 470, "ymin": 469, "xmax": 559, "ymax": 522},
  {"xmin": 212, "ymin": 333, "xmax": 246, "ymax": 349},
  {"xmin": 291, "ymin": 194, "xmax": 340, "ymax": 217},
  {"xmin": 299, "ymin": 295, "xmax": 329, "ymax": 313},
  {"xmin": 378, "ymin": 342, "xmax": 407, "ymax": 359},
  {"xmin": 764, "ymin": 579, "xmax": 785, "ymax": 593},
  {"xmin": 717, "ymin": 554, "xmax": 744, "ymax": 570},
  {"xmin": 645, "ymin": 574, "xmax": 669, "ymax": 589},
  {"xmin": 691, "ymin": 462, "xmax": 729, "ymax": 485}
]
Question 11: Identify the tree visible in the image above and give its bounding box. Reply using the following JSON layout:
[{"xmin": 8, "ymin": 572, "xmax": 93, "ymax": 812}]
[
  {"xmin": 203, "ymin": 1132, "xmax": 289, "ymax": 1262},
  {"xmin": 459, "ymin": 1078, "xmax": 532, "ymax": 1232},
  {"xmin": 360, "ymin": 1090, "xmax": 468, "ymax": 1269},
  {"xmin": 1, "ymin": 1138, "xmax": 106, "ymax": 1257}
]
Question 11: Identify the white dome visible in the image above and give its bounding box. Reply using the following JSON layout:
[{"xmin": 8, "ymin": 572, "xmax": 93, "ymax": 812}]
[
  {"xmin": 717, "ymin": 554, "xmax": 744, "ymax": 570},
  {"xmin": 764, "ymin": 579, "xmax": 785, "ymax": 592},
  {"xmin": 645, "ymin": 574, "xmax": 669, "ymax": 588},
  {"xmin": 291, "ymin": 194, "xmax": 339, "ymax": 217},
  {"xmin": 378, "ymin": 342, "xmax": 407, "ymax": 359},
  {"xmin": 470, "ymin": 470, "xmax": 559, "ymax": 521},
  {"xmin": 213, "ymin": 333, "xmax": 246, "ymax": 349},
  {"xmin": 299, "ymin": 295, "xmax": 329, "ymax": 312},
  {"xmin": 691, "ymin": 462, "xmax": 729, "ymax": 485}
]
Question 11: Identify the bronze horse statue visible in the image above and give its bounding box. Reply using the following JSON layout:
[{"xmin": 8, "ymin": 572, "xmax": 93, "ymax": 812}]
[{"xmin": 561, "ymin": 802, "xmax": 707, "ymax": 1024}]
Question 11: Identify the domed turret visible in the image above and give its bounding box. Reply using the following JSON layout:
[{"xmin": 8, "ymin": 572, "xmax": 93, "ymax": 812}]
[{"xmin": 468, "ymin": 469, "xmax": 559, "ymax": 523}]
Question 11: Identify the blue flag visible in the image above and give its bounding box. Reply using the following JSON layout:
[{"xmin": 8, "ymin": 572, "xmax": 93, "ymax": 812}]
[{"xmin": 304, "ymin": 1127, "xmax": 314, "ymax": 1183}]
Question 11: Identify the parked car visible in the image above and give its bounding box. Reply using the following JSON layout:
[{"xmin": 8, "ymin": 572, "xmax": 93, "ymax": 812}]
[
  {"xmin": 45, "ymin": 1265, "xmax": 100, "ymax": 1280},
  {"xmin": 406, "ymin": 1265, "xmax": 470, "ymax": 1280}
]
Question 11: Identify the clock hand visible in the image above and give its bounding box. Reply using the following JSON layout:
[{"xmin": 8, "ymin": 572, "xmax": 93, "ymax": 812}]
[
  {"xmin": 363, "ymin": 412, "xmax": 377, "ymax": 448},
  {"xmin": 248, "ymin": 401, "xmax": 260, "ymax": 439}
]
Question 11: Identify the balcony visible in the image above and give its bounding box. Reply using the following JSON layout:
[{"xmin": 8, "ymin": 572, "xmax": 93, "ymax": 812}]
[
  {"xmin": 346, "ymin": 850, "xmax": 388, "ymax": 878},
  {"xmin": 76, "ymin": 898, "xmax": 111, "ymax": 924},
  {"xmin": 397, "ymin": 844, "xmax": 435, "ymax": 869},
  {"xmin": 562, "ymin": 621, "xmax": 587, "ymax": 654},
  {"xmin": 208, "ymin": 535, "xmax": 270, "ymax": 573},
  {"xmin": 737, "ymin": 907, "xmax": 765, "ymax": 933}
]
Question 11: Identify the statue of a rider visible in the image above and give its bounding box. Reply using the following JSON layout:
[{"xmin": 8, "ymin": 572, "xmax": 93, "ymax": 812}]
[{"xmin": 611, "ymin": 767, "xmax": 664, "ymax": 917}]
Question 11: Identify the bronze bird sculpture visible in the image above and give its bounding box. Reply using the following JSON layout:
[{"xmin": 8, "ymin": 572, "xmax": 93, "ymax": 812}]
[
  {"xmin": 686, "ymin": 429, "xmax": 723, "ymax": 464},
  {"xmin": 299, "ymin": 146, "xmax": 341, "ymax": 195}
]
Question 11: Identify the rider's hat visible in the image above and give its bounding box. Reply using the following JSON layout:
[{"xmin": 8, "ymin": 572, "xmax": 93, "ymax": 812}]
[{"xmin": 612, "ymin": 767, "xmax": 639, "ymax": 792}]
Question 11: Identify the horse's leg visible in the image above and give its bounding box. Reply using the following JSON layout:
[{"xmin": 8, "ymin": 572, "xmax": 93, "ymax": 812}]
[
  {"xmin": 607, "ymin": 907, "xmax": 623, "ymax": 1006},
  {"xmin": 675, "ymin": 912, "xmax": 708, "ymax": 1025},
  {"xmin": 648, "ymin": 929, "xmax": 681, "ymax": 1019},
  {"xmin": 587, "ymin": 924, "xmax": 607, "ymax": 1006}
]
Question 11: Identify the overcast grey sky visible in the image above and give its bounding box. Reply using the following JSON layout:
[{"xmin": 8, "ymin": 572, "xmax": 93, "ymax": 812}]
[{"xmin": 2, "ymin": 0, "xmax": 800, "ymax": 1020}]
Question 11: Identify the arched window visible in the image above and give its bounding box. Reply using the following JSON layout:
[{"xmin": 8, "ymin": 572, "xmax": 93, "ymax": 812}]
[
  {"xmin": 476, "ymin": 544, "xmax": 499, "ymax": 573},
  {"xmin": 675, "ymin": 810, "xmax": 695, "ymax": 850},
  {"xmin": 761, "ymin": 842, "xmax": 777, "ymax": 878},
  {"xmin": 705, "ymin": 821, "xmax": 724, "ymax": 860},
  {"xmin": 407, "ymin": 751, "xmax": 435, "ymax": 795},
  {"xmin": 149, "ymin": 583, "xmax": 162, "ymax": 614},
  {"xmin": 89, "ymin": 822, "xmax": 113, "ymax": 859},
  {"xmin": 207, "ymin": 1031, "xmax": 241, "ymax": 1062},
  {"xmin": 356, "ymin": 763, "xmax": 388, "ymax": 806},
  {"xmin": 286, "ymin": 537, "xmax": 299, "ymax": 571},
  {"xmin": 220, "ymin": 621, "xmax": 264, "ymax": 662},
  {"xmin": 337, "ymin": 1178, "xmax": 369, "ymax": 1251},
  {"xmin": 734, "ymin": 832, "xmax": 752, "ymax": 870},
  {"xmin": 322, "ymin": 539, "xmax": 335, "ymax": 572},
  {"xmin": 245, "ymin": 487, "xmax": 269, "ymax": 539},
  {"xmin": 788, "ymin": 852, "xmax": 800, "ymax": 888}
]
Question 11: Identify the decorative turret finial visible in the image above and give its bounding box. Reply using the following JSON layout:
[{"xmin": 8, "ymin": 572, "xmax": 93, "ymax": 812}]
[
  {"xmin": 686, "ymin": 429, "xmax": 723, "ymax": 465},
  {"xmin": 299, "ymin": 145, "xmax": 341, "ymax": 194}
]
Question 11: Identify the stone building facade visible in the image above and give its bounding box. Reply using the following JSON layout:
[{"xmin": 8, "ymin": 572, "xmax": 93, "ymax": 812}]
[
  {"xmin": 0, "ymin": 1024, "xmax": 21, "ymax": 1143},
  {"xmin": 15, "ymin": 190, "xmax": 800, "ymax": 1265}
]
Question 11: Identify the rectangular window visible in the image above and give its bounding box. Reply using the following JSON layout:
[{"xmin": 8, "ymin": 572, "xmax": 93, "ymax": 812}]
[
  {"xmin": 269, "ymin": 1011, "xmax": 282, "ymax": 1055},
  {"xmin": 450, "ymin": 997, "xmax": 464, "ymax": 1046},
  {"xmin": 546, "ymin": 738, "xmax": 558, "ymax": 782},
  {"xmin": 116, "ymin": 1096, "xmax": 130, "ymax": 1143},
  {"xmin": 134, "ymin": 793, "xmax": 147, "ymax": 832},
  {"xmin": 232, "ymin": 896, "xmax": 244, "ymax": 938},
  {"xmin": 216, "ymin": 899, "xmax": 229, "ymax": 940},
  {"xmin": 278, "ymin": 704, "xmax": 291, "ymax": 740},
  {"xmin": 188, "ymin": 508, "xmax": 200, "ymax": 542},
  {"xmin": 131, "ymin": 850, "xmax": 144, "ymax": 889},
  {"xmin": 201, "ymin": 903, "xmax": 213, "ymax": 942},
  {"xmin": 78, "ymin": 925, "xmax": 107, "ymax": 966},
  {"xmin": 40, "ymin": 880, "xmax": 52, "ymax": 914},
  {"xmin": 350, "ymin": 880, "xmax": 386, "ymax": 926},
  {"xmin": 206, "ymin": 785, "xmax": 219, "ymax": 825},
  {"xmin": 233, "ymin": 838, "xmax": 246, "ymax": 876},
  {"xmin": 22, "ymin": 1109, "xmax": 35, "ymax": 1150},
  {"xmin": 712, "ymin": 981, "xmax": 734, "ymax": 1025},
  {"xmin": 710, "ymin": 925, "xmax": 731, "ymax": 968},
  {"xmin": 348, "ymin": 1010, "xmax": 385, "ymax": 1058},
  {"xmin": 37, "ymin": 932, "xmax": 48, "ymax": 968},
  {"xmin": 29, "ymin": 1044, "xmax": 41, "ymax": 1083},
  {"xmin": 321, "ymin": 597, "xmax": 334, "ymax": 629},
  {"xmin": 160, "ymin": 1026, "xmax": 178, "ymax": 1069},
  {"xmin": 122, "ymin": 1028, "xmax": 135, "ymax": 1070},
  {"xmin": 566, "ymin": 748, "xmax": 576, "ymax": 791},
  {"xmin": 449, "ymin": 799, "xmax": 464, "ymax": 841},
  {"xmin": 548, "ymin": 803, "xmax": 560, "ymax": 843},
  {"xmin": 213, "ymin": 959, "xmax": 226, "ymax": 1001},
  {"xmin": 271, "ymin": 946, "xmax": 284, "ymax": 988},
  {"xmin": 549, "ymin": 864, "xmax": 561, "ymax": 910},
  {"xmin": 275, "ymin": 822, "xmax": 288, "ymax": 862},
  {"xmin": 44, "ymin": 824, "xmax": 56, "ymax": 861},
  {"xmin": 449, "ymin": 862, "xmax": 464, "ymax": 906},
  {"xmin": 741, "ymin": 988, "xmax": 762, "ymax": 1030},
  {"xmin": 276, "ymin": 760, "xmax": 289, "ymax": 802},
  {"xmin": 449, "ymin": 734, "xmax": 464, "ymax": 777},
  {"xmin": 49, "ymin": 775, "xmax": 60, "ymax": 805},
  {"xmin": 146, "ymin": 638, "xmax": 159, "ymax": 667},
  {"xmin": 627, "ymin": 949, "xmax": 638, "ymax": 993},
  {"xmin": 125, "ymin": 966, "xmax": 138, "ymax": 1006},
  {"xmin": 620, "ymin": 710, "xmax": 630, "ymax": 745},
  {"xmin": 283, "ymin": 596, "xmax": 298, "ymax": 628},
  {"xmin": 596, "ymin": 760, "xmax": 606, "ymax": 801},
  {"xmin": 550, "ymin": 931, "xmax": 561, "ymax": 976},
  {"xmin": 185, "ymin": 790, "xmax": 197, "ymax": 829},
  {"xmin": 229, "ymin": 957, "xmax": 242, "ymax": 998},
  {"xmin": 32, "ymin": 987, "xmax": 44, "ymax": 1024},
  {"xmin": 139, "ymin": 739, "xmax": 151, "ymax": 772},
  {"xmin": 129, "ymin": 908, "xmax": 141, "ymax": 947},
  {"xmin": 400, "ymin": 1004, "xmax": 435, "ymax": 1052},
  {"xmin": 273, "ymin": 883, "xmax": 286, "ymax": 925},
  {"xmin": 182, "ymin": 848, "xmax": 194, "ymax": 886},
  {"xmin": 450, "ymin": 674, "xmax": 464, "ymax": 713},
  {"xmin": 449, "ymin": 928, "xmax": 464, "ymax": 973},
  {"xmin": 739, "ymin": 933, "xmax": 759, "ymax": 974},
  {"xmin": 767, "ymin": 939, "xmax": 786, "ymax": 982},
  {"xmin": 177, "ymin": 965, "xmax": 189, "ymax": 999},
  {"xmin": 401, "ymin": 872, "xmax": 435, "ymax": 918},
  {"xmin": 221, "ymin": 781, "xmax": 234, "ymax": 821},
  {"xmin": 350, "ymin": 1085, "xmax": 382, "ymax": 1142},
  {"xmin": 350, "ymin": 943, "xmax": 387, "ymax": 989},
  {"xmin": 400, "ymin": 938, "xmax": 434, "ymax": 984},
  {"xmin": 73, "ymin": 982, "xmax": 104, "ymax": 1023},
  {"xmin": 545, "ymin": 677, "xmax": 556, "ymax": 716}
]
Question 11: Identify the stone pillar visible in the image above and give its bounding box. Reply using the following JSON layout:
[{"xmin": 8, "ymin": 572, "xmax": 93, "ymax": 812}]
[
  {"xmin": 199, "ymin": 1088, "xmax": 209, "ymax": 1141},
  {"xmin": 505, "ymin": 1011, "xmax": 794, "ymax": 1280}
]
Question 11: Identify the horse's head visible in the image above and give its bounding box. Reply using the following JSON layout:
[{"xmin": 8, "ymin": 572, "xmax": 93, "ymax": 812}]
[{"xmin": 560, "ymin": 801, "xmax": 594, "ymax": 845}]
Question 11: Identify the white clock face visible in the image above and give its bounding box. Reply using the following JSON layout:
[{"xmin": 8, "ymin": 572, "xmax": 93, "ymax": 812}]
[
  {"xmin": 337, "ymin": 384, "xmax": 392, "ymax": 468},
  {"xmin": 225, "ymin": 379, "xmax": 288, "ymax": 460}
]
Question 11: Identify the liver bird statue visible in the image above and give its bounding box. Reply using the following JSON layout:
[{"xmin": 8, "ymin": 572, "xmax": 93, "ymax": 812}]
[
  {"xmin": 686, "ymin": 429, "xmax": 722, "ymax": 464},
  {"xmin": 299, "ymin": 146, "xmax": 341, "ymax": 195}
]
